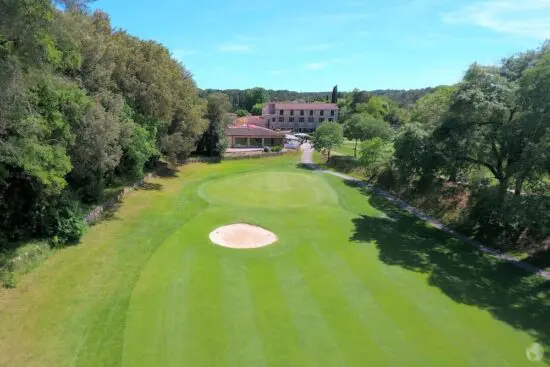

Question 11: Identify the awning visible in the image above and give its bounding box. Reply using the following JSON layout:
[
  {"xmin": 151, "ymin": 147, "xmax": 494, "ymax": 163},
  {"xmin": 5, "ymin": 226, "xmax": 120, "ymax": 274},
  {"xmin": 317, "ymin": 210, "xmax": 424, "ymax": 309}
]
[{"xmin": 285, "ymin": 134, "xmax": 300, "ymax": 141}]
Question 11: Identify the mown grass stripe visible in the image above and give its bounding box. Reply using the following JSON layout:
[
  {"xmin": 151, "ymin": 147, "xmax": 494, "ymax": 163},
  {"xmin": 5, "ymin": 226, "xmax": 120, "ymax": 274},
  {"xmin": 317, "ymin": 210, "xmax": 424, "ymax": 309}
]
[
  {"xmin": 178, "ymin": 245, "xmax": 226, "ymax": 366},
  {"xmin": 245, "ymin": 257, "xmax": 309, "ymax": 366},
  {"xmin": 345, "ymin": 228, "xmax": 518, "ymax": 366},
  {"xmin": 274, "ymin": 251, "xmax": 349, "ymax": 366},
  {"xmin": 220, "ymin": 255, "xmax": 267, "ymax": 367}
]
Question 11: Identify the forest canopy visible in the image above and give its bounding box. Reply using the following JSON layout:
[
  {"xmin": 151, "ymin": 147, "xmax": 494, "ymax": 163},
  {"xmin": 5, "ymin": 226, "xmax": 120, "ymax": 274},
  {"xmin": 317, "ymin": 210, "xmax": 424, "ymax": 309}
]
[{"xmin": 0, "ymin": 0, "xmax": 208, "ymax": 245}]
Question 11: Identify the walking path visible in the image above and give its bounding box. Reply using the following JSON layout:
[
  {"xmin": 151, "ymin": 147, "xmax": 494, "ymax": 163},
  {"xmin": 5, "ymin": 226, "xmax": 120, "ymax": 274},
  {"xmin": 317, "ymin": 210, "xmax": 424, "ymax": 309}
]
[{"xmin": 299, "ymin": 143, "xmax": 550, "ymax": 280}]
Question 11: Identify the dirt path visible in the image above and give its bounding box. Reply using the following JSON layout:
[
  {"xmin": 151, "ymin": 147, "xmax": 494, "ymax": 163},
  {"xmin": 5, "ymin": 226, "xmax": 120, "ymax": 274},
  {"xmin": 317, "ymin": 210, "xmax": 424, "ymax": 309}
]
[
  {"xmin": 299, "ymin": 144, "xmax": 550, "ymax": 280},
  {"xmin": 300, "ymin": 142, "xmax": 314, "ymax": 164}
]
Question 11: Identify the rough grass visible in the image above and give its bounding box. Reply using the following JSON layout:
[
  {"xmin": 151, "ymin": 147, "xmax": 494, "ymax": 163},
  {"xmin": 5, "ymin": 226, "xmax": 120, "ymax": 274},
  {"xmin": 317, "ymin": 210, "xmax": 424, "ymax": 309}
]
[{"xmin": 0, "ymin": 155, "xmax": 548, "ymax": 366}]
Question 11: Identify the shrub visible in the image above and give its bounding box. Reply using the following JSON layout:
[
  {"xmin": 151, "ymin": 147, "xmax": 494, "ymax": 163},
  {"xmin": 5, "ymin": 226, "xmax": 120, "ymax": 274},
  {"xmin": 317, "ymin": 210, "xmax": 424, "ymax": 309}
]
[
  {"xmin": 271, "ymin": 145, "xmax": 282, "ymax": 152},
  {"xmin": 263, "ymin": 146, "xmax": 272, "ymax": 153},
  {"xmin": 1, "ymin": 270, "xmax": 17, "ymax": 288},
  {"xmin": 43, "ymin": 197, "xmax": 87, "ymax": 246}
]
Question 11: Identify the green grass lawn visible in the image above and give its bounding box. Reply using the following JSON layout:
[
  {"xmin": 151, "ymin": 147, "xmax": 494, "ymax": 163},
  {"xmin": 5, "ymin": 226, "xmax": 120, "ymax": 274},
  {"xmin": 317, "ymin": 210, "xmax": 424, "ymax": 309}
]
[
  {"xmin": 0, "ymin": 154, "xmax": 548, "ymax": 366},
  {"xmin": 333, "ymin": 140, "xmax": 359, "ymax": 157}
]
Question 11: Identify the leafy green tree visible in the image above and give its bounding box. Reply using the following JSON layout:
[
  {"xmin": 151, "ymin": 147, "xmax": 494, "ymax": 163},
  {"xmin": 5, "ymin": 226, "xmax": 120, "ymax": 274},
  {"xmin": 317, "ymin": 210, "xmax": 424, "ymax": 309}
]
[
  {"xmin": 516, "ymin": 47, "xmax": 550, "ymax": 195},
  {"xmin": 393, "ymin": 123, "xmax": 438, "ymax": 180},
  {"xmin": 196, "ymin": 93, "xmax": 232, "ymax": 157},
  {"xmin": 434, "ymin": 63, "xmax": 523, "ymax": 200},
  {"xmin": 235, "ymin": 109, "xmax": 248, "ymax": 117},
  {"xmin": 359, "ymin": 137, "xmax": 394, "ymax": 178},
  {"xmin": 243, "ymin": 87, "xmax": 267, "ymax": 111},
  {"xmin": 411, "ymin": 86, "xmax": 456, "ymax": 128},
  {"xmin": 251, "ymin": 102, "xmax": 264, "ymax": 116},
  {"xmin": 331, "ymin": 85, "xmax": 338, "ymax": 103},
  {"xmin": 0, "ymin": 1, "xmax": 209, "ymax": 246},
  {"xmin": 343, "ymin": 113, "xmax": 392, "ymax": 157},
  {"xmin": 357, "ymin": 96, "xmax": 390, "ymax": 120},
  {"xmin": 312, "ymin": 121, "xmax": 343, "ymax": 162}
]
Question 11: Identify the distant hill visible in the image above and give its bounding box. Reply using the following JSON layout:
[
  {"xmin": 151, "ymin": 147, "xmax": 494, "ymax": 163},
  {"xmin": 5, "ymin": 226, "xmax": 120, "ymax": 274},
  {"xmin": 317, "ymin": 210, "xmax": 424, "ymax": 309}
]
[{"xmin": 200, "ymin": 87, "xmax": 436, "ymax": 109}]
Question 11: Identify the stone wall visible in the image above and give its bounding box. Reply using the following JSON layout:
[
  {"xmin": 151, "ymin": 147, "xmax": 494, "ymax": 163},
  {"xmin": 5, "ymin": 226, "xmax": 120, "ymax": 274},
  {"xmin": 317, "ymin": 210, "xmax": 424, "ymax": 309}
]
[{"xmin": 84, "ymin": 173, "xmax": 154, "ymax": 224}]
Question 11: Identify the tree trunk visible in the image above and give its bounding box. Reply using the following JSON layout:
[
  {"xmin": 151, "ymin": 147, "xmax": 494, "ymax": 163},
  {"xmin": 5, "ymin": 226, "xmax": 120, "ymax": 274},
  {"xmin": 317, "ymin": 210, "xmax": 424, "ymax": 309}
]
[
  {"xmin": 354, "ymin": 139, "xmax": 358, "ymax": 157},
  {"xmin": 498, "ymin": 176, "xmax": 509, "ymax": 203},
  {"xmin": 448, "ymin": 166, "xmax": 458, "ymax": 182},
  {"xmin": 514, "ymin": 176, "xmax": 524, "ymax": 196},
  {"xmin": 327, "ymin": 149, "xmax": 331, "ymax": 163}
]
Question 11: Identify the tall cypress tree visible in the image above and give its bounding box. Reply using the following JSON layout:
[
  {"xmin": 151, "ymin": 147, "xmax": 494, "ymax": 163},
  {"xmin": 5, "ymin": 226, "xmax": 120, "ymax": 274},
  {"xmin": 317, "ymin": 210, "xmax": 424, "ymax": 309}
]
[{"xmin": 331, "ymin": 85, "xmax": 338, "ymax": 103}]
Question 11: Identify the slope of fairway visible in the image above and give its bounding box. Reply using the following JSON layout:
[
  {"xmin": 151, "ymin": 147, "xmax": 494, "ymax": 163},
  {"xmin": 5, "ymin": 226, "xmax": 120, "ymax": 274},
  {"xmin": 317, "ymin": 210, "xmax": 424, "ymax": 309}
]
[{"xmin": 0, "ymin": 154, "xmax": 548, "ymax": 366}]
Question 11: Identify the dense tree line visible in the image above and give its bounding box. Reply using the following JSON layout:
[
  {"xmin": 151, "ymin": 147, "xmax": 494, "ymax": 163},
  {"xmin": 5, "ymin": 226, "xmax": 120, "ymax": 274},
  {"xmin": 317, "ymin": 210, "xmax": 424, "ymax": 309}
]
[
  {"xmin": 0, "ymin": 0, "xmax": 219, "ymax": 246},
  {"xmin": 200, "ymin": 86, "xmax": 432, "ymax": 113},
  {"xmin": 339, "ymin": 43, "xmax": 550, "ymax": 251}
]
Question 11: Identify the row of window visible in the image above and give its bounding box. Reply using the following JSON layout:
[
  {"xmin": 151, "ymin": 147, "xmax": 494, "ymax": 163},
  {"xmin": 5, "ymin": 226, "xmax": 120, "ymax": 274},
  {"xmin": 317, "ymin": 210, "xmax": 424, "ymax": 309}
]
[
  {"xmin": 274, "ymin": 117, "xmax": 334, "ymax": 123},
  {"xmin": 279, "ymin": 109, "xmax": 336, "ymax": 117}
]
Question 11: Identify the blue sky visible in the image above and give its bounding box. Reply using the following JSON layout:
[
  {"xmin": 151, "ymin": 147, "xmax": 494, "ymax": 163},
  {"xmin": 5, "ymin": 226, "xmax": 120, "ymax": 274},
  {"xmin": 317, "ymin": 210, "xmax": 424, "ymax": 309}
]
[{"xmin": 92, "ymin": 0, "xmax": 550, "ymax": 91}]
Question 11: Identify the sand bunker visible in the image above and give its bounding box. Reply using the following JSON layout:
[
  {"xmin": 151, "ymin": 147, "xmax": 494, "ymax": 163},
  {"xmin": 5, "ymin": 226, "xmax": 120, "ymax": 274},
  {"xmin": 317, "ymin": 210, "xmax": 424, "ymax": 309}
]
[{"xmin": 209, "ymin": 223, "xmax": 278, "ymax": 249}]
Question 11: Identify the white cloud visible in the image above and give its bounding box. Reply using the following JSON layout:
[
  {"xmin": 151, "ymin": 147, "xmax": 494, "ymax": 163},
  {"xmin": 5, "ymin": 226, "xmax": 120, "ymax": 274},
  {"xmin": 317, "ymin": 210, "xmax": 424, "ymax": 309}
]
[
  {"xmin": 304, "ymin": 43, "xmax": 333, "ymax": 51},
  {"xmin": 442, "ymin": 0, "xmax": 550, "ymax": 39},
  {"xmin": 218, "ymin": 44, "xmax": 251, "ymax": 53}
]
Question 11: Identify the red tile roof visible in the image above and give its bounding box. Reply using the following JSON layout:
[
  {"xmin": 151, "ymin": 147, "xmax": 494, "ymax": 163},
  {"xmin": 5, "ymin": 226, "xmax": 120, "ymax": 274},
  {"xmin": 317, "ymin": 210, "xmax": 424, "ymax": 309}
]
[
  {"xmin": 246, "ymin": 116, "xmax": 265, "ymax": 126},
  {"xmin": 226, "ymin": 125, "xmax": 285, "ymax": 137},
  {"xmin": 271, "ymin": 103, "xmax": 338, "ymax": 111}
]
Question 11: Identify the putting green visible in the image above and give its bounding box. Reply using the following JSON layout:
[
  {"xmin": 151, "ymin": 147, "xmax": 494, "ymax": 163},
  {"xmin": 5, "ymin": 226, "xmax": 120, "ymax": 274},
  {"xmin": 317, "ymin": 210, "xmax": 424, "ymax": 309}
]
[
  {"xmin": 0, "ymin": 155, "xmax": 547, "ymax": 367},
  {"xmin": 199, "ymin": 171, "xmax": 337, "ymax": 207}
]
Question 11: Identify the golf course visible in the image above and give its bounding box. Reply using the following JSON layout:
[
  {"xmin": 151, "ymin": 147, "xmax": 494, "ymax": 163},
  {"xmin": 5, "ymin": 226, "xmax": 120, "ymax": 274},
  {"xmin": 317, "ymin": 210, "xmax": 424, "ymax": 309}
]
[{"xmin": 0, "ymin": 153, "xmax": 548, "ymax": 366}]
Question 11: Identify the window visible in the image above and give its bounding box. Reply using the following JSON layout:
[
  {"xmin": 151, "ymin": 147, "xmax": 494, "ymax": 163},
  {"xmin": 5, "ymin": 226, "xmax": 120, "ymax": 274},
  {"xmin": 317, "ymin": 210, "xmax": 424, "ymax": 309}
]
[
  {"xmin": 299, "ymin": 117, "xmax": 305, "ymax": 122},
  {"xmin": 250, "ymin": 137, "xmax": 263, "ymax": 147},
  {"xmin": 290, "ymin": 110, "xmax": 294, "ymax": 116},
  {"xmin": 309, "ymin": 110, "xmax": 314, "ymax": 116},
  {"xmin": 318, "ymin": 118, "xmax": 324, "ymax": 123},
  {"xmin": 289, "ymin": 117, "xmax": 294, "ymax": 122},
  {"xmin": 279, "ymin": 110, "xmax": 283, "ymax": 115},
  {"xmin": 331, "ymin": 110, "xmax": 335, "ymax": 116},
  {"xmin": 328, "ymin": 118, "xmax": 334, "ymax": 122},
  {"xmin": 235, "ymin": 137, "xmax": 248, "ymax": 147},
  {"xmin": 300, "ymin": 110, "xmax": 304, "ymax": 116},
  {"xmin": 272, "ymin": 117, "xmax": 275, "ymax": 122},
  {"xmin": 320, "ymin": 110, "xmax": 324, "ymax": 116},
  {"xmin": 278, "ymin": 117, "xmax": 284, "ymax": 123},
  {"xmin": 308, "ymin": 117, "xmax": 314, "ymax": 123}
]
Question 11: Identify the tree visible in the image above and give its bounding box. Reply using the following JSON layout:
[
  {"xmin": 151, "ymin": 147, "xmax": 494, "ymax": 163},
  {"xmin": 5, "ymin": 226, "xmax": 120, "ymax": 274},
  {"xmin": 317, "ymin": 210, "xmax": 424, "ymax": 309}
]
[
  {"xmin": 251, "ymin": 103, "xmax": 264, "ymax": 116},
  {"xmin": 312, "ymin": 121, "xmax": 343, "ymax": 162},
  {"xmin": 434, "ymin": 63, "xmax": 523, "ymax": 200},
  {"xmin": 359, "ymin": 137, "xmax": 394, "ymax": 178},
  {"xmin": 356, "ymin": 96, "xmax": 390, "ymax": 120},
  {"xmin": 0, "ymin": 1, "xmax": 209, "ymax": 246},
  {"xmin": 411, "ymin": 86, "xmax": 456, "ymax": 128},
  {"xmin": 343, "ymin": 113, "xmax": 392, "ymax": 157},
  {"xmin": 393, "ymin": 123, "xmax": 437, "ymax": 180},
  {"xmin": 243, "ymin": 87, "xmax": 267, "ymax": 111},
  {"xmin": 196, "ymin": 93, "xmax": 232, "ymax": 157},
  {"xmin": 516, "ymin": 47, "xmax": 550, "ymax": 195},
  {"xmin": 235, "ymin": 109, "xmax": 248, "ymax": 117},
  {"xmin": 331, "ymin": 85, "xmax": 338, "ymax": 103}
]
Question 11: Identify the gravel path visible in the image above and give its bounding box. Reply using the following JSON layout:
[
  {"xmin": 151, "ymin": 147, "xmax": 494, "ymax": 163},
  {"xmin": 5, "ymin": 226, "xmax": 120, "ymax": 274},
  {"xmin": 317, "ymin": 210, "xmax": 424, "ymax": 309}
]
[{"xmin": 299, "ymin": 144, "xmax": 550, "ymax": 280}]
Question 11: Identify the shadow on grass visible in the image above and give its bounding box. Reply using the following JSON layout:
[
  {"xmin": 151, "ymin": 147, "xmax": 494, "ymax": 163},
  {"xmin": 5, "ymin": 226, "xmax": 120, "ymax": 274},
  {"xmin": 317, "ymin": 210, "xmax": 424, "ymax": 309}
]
[
  {"xmin": 154, "ymin": 162, "xmax": 179, "ymax": 178},
  {"xmin": 296, "ymin": 163, "xmax": 320, "ymax": 171},
  {"xmin": 137, "ymin": 182, "xmax": 163, "ymax": 191},
  {"xmin": 522, "ymin": 250, "xmax": 550, "ymax": 271},
  {"xmin": 93, "ymin": 202, "xmax": 123, "ymax": 224},
  {"xmin": 351, "ymin": 192, "xmax": 550, "ymax": 355}
]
